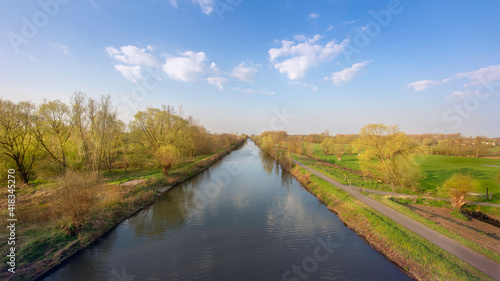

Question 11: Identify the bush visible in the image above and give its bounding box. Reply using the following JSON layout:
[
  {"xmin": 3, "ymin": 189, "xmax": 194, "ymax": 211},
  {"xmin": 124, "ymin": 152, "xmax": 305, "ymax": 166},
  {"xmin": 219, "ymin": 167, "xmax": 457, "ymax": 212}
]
[{"xmin": 54, "ymin": 171, "xmax": 103, "ymax": 236}]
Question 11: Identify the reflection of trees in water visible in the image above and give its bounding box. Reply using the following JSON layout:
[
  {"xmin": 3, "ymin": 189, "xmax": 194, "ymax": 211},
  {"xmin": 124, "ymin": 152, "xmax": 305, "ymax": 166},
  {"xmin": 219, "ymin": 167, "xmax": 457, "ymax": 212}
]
[
  {"xmin": 130, "ymin": 169, "xmax": 213, "ymax": 238},
  {"xmin": 280, "ymin": 168, "xmax": 293, "ymax": 193},
  {"xmin": 259, "ymin": 149, "xmax": 294, "ymax": 193},
  {"xmin": 259, "ymin": 149, "xmax": 275, "ymax": 175}
]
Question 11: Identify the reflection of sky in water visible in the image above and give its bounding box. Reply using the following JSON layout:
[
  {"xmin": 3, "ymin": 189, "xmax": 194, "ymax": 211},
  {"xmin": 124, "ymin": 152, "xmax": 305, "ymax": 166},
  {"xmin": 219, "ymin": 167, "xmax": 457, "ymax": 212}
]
[{"xmin": 43, "ymin": 140, "xmax": 411, "ymax": 281}]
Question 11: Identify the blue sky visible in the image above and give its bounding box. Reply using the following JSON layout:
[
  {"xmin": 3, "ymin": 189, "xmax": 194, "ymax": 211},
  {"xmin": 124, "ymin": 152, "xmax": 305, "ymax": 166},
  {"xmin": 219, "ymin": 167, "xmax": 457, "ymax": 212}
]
[{"xmin": 1, "ymin": 0, "xmax": 499, "ymax": 136}]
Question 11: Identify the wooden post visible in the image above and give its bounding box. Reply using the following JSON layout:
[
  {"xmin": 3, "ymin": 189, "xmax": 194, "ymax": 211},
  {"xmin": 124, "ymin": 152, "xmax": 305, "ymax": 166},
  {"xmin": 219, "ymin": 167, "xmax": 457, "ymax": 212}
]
[{"xmin": 486, "ymin": 187, "xmax": 489, "ymax": 201}]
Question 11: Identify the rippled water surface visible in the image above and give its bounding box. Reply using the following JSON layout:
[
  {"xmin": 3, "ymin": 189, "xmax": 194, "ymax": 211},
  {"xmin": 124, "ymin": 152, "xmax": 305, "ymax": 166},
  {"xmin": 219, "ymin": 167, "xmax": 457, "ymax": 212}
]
[{"xmin": 43, "ymin": 140, "xmax": 411, "ymax": 280}]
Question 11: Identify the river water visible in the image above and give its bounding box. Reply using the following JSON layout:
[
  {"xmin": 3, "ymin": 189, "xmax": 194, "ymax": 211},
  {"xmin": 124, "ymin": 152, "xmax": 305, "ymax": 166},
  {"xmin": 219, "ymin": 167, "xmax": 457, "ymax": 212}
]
[{"xmin": 43, "ymin": 140, "xmax": 411, "ymax": 281}]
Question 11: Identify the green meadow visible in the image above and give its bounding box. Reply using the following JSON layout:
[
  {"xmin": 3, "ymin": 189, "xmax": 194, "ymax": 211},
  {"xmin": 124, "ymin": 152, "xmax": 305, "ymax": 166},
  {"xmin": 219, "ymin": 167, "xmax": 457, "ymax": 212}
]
[{"xmin": 307, "ymin": 143, "xmax": 500, "ymax": 202}]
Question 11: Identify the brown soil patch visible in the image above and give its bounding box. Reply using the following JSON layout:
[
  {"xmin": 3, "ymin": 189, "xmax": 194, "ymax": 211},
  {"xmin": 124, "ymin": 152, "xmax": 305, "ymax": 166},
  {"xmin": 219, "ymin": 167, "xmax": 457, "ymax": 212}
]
[
  {"xmin": 120, "ymin": 179, "xmax": 146, "ymax": 187},
  {"xmin": 407, "ymin": 205, "xmax": 500, "ymax": 254}
]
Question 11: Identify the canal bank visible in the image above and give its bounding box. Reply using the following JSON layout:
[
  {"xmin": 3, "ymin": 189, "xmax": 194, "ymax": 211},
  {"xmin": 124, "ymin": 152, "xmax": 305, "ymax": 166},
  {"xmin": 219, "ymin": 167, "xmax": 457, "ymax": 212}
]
[{"xmin": 40, "ymin": 140, "xmax": 411, "ymax": 281}]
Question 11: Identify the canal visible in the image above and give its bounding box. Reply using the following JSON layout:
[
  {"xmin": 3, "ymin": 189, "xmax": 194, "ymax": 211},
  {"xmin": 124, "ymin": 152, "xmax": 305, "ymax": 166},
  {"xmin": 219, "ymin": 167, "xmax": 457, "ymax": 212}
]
[{"xmin": 43, "ymin": 140, "xmax": 411, "ymax": 280}]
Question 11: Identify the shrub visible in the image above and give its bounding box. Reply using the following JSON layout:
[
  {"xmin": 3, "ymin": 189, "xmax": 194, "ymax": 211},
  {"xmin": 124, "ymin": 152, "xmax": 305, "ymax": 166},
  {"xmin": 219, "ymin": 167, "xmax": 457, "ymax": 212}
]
[{"xmin": 54, "ymin": 171, "xmax": 103, "ymax": 236}]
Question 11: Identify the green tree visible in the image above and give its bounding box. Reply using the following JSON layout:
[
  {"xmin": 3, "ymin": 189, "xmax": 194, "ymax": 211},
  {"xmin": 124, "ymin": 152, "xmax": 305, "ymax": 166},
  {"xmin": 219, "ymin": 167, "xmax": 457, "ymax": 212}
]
[
  {"xmin": 33, "ymin": 99, "xmax": 73, "ymax": 173},
  {"xmin": 472, "ymin": 136, "xmax": 490, "ymax": 158},
  {"xmin": 442, "ymin": 173, "xmax": 479, "ymax": 209},
  {"xmin": 355, "ymin": 123, "xmax": 421, "ymax": 190},
  {"xmin": 129, "ymin": 105, "xmax": 191, "ymax": 177},
  {"xmin": 0, "ymin": 99, "xmax": 39, "ymax": 183}
]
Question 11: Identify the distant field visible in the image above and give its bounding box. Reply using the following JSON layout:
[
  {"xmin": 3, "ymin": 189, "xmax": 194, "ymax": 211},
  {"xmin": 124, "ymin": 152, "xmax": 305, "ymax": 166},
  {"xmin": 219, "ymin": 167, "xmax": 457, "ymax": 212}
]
[
  {"xmin": 306, "ymin": 142, "xmax": 500, "ymax": 201},
  {"xmin": 488, "ymin": 146, "xmax": 500, "ymax": 156},
  {"xmin": 416, "ymin": 155, "xmax": 500, "ymax": 196}
]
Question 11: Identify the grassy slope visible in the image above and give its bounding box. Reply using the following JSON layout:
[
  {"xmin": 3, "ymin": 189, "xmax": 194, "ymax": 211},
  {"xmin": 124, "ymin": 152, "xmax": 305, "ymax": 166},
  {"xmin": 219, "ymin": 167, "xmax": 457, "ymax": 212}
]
[{"xmin": 290, "ymin": 166, "xmax": 492, "ymax": 281}]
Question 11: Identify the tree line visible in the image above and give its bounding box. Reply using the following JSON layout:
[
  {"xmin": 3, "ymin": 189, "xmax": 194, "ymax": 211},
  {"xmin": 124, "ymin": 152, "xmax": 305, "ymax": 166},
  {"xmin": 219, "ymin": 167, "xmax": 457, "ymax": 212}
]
[{"xmin": 0, "ymin": 93, "xmax": 241, "ymax": 183}]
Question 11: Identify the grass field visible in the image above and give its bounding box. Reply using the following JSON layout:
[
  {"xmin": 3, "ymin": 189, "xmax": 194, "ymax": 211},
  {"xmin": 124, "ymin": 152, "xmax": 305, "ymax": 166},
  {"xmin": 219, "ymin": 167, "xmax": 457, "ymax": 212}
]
[{"xmin": 305, "ymin": 142, "xmax": 500, "ymax": 202}]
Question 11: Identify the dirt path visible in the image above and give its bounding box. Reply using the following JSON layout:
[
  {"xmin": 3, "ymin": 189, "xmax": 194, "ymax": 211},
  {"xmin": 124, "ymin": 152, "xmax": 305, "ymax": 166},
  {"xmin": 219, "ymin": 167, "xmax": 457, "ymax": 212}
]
[
  {"xmin": 294, "ymin": 159, "xmax": 500, "ymax": 280},
  {"xmin": 347, "ymin": 183, "xmax": 500, "ymax": 208},
  {"xmin": 407, "ymin": 205, "xmax": 500, "ymax": 254}
]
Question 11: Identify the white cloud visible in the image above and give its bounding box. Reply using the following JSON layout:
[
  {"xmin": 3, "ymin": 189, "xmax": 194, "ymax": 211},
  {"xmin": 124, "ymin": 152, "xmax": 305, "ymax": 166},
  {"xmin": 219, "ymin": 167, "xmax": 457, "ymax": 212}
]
[
  {"xmin": 233, "ymin": 87, "xmax": 275, "ymax": 95},
  {"xmin": 167, "ymin": 0, "xmax": 214, "ymax": 14},
  {"xmin": 210, "ymin": 62, "xmax": 220, "ymax": 74},
  {"xmin": 409, "ymin": 64, "xmax": 500, "ymax": 92},
  {"xmin": 459, "ymin": 64, "xmax": 500, "ymax": 86},
  {"xmin": 329, "ymin": 60, "xmax": 371, "ymax": 86},
  {"xmin": 231, "ymin": 62, "xmax": 258, "ymax": 82},
  {"xmin": 206, "ymin": 77, "xmax": 227, "ymax": 90},
  {"xmin": 163, "ymin": 51, "xmax": 208, "ymax": 82},
  {"xmin": 408, "ymin": 80, "xmax": 440, "ymax": 91},
  {"xmin": 446, "ymin": 90, "xmax": 480, "ymax": 100},
  {"xmin": 114, "ymin": 65, "xmax": 143, "ymax": 83},
  {"xmin": 105, "ymin": 45, "xmax": 160, "ymax": 67},
  {"xmin": 309, "ymin": 13, "xmax": 320, "ymax": 19},
  {"xmin": 49, "ymin": 43, "xmax": 69, "ymax": 55},
  {"xmin": 269, "ymin": 34, "xmax": 348, "ymax": 80},
  {"xmin": 327, "ymin": 25, "xmax": 335, "ymax": 31}
]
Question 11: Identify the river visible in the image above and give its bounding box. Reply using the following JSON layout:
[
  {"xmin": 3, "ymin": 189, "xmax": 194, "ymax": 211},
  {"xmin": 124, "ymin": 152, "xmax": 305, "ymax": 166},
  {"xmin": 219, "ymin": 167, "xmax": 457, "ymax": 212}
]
[{"xmin": 42, "ymin": 140, "xmax": 411, "ymax": 281}]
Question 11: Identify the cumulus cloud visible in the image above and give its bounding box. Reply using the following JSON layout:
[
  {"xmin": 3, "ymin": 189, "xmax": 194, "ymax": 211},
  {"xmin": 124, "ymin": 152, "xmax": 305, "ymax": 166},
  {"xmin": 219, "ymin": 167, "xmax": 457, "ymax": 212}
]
[
  {"xmin": 206, "ymin": 77, "xmax": 227, "ymax": 90},
  {"xmin": 231, "ymin": 62, "xmax": 259, "ymax": 82},
  {"xmin": 269, "ymin": 34, "xmax": 348, "ymax": 80},
  {"xmin": 163, "ymin": 51, "xmax": 208, "ymax": 82},
  {"xmin": 329, "ymin": 60, "xmax": 371, "ymax": 86},
  {"xmin": 105, "ymin": 45, "xmax": 160, "ymax": 67},
  {"xmin": 233, "ymin": 87, "xmax": 275, "ymax": 95},
  {"xmin": 408, "ymin": 80, "xmax": 440, "ymax": 91},
  {"xmin": 114, "ymin": 65, "xmax": 143, "ymax": 83}
]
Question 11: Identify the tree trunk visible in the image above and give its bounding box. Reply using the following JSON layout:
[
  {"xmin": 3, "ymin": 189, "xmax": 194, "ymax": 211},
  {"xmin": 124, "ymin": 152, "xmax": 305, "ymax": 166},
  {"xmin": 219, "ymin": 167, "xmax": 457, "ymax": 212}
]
[
  {"xmin": 451, "ymin": 194, "xmax": 466, "ymax": 209},
  {"xmin": 162, "ymin": 165, "xmax": 172, "ymax": 178}
]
